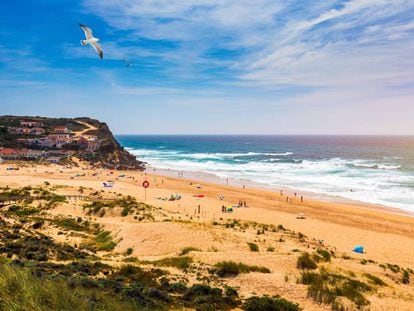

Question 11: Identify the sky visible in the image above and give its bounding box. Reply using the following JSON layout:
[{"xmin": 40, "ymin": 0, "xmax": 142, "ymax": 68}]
[{"xmin": 0, "ymin": 0, "xmax": 413, "ymax": 135}]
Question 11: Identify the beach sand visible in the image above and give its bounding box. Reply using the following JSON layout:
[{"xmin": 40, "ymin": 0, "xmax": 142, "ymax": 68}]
[{"xmin": 1, "ymin": 162, "xmax": 414, "ymax": 310}]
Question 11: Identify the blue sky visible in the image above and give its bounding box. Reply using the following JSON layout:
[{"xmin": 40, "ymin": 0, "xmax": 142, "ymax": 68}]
[{"xmin": 1, "ymin": 0, "xmax": 413, "ymax": 134}]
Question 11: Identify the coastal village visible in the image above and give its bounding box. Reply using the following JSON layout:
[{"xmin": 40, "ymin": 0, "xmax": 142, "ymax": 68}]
[{"xmin": 0, "ymin": 119, "xmax": 100, "ymax": 164}]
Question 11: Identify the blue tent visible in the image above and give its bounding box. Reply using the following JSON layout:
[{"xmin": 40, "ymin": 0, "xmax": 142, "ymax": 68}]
[{"xmin": 353, "ymin": 245, "xmax": 364, "ymax": 254}]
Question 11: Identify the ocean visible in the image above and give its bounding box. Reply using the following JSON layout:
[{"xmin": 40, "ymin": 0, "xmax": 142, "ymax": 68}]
[{"xmin": 116, "ymin": 135, "xmax": 414, "ymax": 212}]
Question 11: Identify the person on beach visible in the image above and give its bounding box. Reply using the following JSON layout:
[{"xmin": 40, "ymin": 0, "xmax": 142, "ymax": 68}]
[
  {"xmin": 301, "ymin": 196, "xmax": 303, "ymax": 203},
  {"xmin": 280, "ymin": 190, "xmax": 283, "ymax": 196}
]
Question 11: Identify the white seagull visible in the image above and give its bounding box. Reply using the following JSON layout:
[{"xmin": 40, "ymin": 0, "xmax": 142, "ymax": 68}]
[
  {"xmin": 79, "ymin": 23, "xmax": 103, "ymax": 59},
  {"xmin": 123, "ymin": 57, "xmax": 134, "ymax": 67}
]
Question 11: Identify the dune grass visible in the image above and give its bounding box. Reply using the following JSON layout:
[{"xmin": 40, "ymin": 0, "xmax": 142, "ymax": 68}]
[
  {"xmin": 214, "ymin": 261, "xmax": 271, "ymax": 277},
  {"xmin": 150, "ymin": 256, "xmax": 193, "ymax": 270},
  {"xmin": 80, "ymin": 230, "xmax": 117, "ymax": 252},
  {"xmin": 0, "ymin": 262, "xmax": 142, "ymax": 311},
  {"xmin": 243, "ymin": 295, "xmax": 301, "ymax": 311},
  {"xmin": 301, "ymin": 268, "xmax": 372, "ymax": 309},
  {"xmin": 297, "ymin": 252, "xmax": 317, "ymax": 270},
  {"xmin": 247, "ymin": 242, "xmax": 259, "ymax": 252},
  {"xmin": 179, "ymin": 247, "xmax": 201, "ymax": 256}
]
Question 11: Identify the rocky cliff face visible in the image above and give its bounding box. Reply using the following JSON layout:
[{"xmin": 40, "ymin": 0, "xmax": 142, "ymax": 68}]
[{"xmin": 76, "ymin": 118, "xmax": 144, "ymax": 170}]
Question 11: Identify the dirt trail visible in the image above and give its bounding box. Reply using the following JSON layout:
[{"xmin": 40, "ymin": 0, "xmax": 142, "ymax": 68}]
[{"xmin": 73, "ymin": 120, "xmax": 97, "ymax": 136}]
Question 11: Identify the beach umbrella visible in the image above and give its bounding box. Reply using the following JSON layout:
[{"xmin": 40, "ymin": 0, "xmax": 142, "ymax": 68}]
[{"xmin": 352, "ymin": 245, "xmax": 364, "ymax": 254}]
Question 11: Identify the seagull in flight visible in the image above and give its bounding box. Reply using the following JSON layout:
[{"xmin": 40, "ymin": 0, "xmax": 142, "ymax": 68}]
[
  {"xmin": 123, "ymin": 57, "xmax": 134, "ymax": 67},
  {"xmin": 79, "ymin": 23, "xmax": 103, "ymax": 59}
]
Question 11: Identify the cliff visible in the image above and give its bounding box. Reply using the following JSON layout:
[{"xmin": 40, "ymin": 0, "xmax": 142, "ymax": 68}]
[{"xmin": 0, "ymin": 115, "xmax": 144, "ymax": 170}]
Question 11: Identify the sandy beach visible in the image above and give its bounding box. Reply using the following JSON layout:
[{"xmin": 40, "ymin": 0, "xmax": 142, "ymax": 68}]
[{"xmin": 1, "ymin": 162, "xmax": 414, "ymax": 310}]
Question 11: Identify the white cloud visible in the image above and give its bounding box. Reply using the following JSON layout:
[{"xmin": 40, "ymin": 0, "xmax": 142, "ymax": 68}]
[{"xmin": 81, "ymin": 0, "xmax": 414, "ymax": 116}]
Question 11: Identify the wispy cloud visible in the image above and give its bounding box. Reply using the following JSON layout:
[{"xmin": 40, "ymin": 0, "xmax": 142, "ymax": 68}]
[{"xmin": 82, "ymin": 0, "xmax": 414, "ymax": 90}]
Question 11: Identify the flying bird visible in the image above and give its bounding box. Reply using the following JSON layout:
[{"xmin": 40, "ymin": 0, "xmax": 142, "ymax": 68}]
[
  {"xmin": 79, "ymin": 23, "xmax": 103, "ymax": 59},
  {"xmin": 123, "ymin": 57, "xmax": 134, "ymax": 67}
]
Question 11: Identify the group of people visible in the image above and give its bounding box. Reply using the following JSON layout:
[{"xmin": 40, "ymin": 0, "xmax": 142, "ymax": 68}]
[
  {"xmin": 280, "ymin": 190, "xmax": 304, "ymax": 203},
  {"xmin": 220, "ymin": 199, "xmax": 248, "ymax": 213}
]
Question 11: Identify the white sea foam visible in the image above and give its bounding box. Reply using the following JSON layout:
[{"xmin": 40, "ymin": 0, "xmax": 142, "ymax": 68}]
[
  {"xmin": 352, "ymin": 163, "xmax": 401, "ymax": 170},
  {"xmin": 129, "ymin": 148, "xmax": 414, "ymax": 211}
]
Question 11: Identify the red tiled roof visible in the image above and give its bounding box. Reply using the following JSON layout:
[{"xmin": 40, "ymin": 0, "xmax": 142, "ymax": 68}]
[{"xmin": 0, "ymin": 148, "xmax": 19, "ymax": 154}]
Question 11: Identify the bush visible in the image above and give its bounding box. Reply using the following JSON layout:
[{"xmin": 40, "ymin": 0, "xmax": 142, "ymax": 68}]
[
  {"xmin": 297, "ymin": 253, "xmax": 317, "ymax": 270},
  {"xmin": 0, "ymin": 262, "xmax": 150, "ymax": 310},
  {"xmin": 179, "ymin": 247, "xmax": 201, "ymax": 256},
  {"xmin": 301, "ymin": 269, "xmax": 371, "ymax": 309},
  {"xmin": 215, "ymin": 261, "xmax": 270, "ymax": 277},
  {"xmin": 183, "ymin": 284, "xmax": 239, "ymax": 310},
  {"xmin": 364, "ymin": 273, "xmax": 386, "ymax": 286},
  {"xmin": 243, "ymin": 295, "xmax": 301, "ymax": 311},
  {"xmin": 402, "ymin": 270, "xmax": 410, "ymax": 284},
  {"xmin": 152, "ymin": 256, "xmax": 193, "ymax": 270},
  {"xmin": 168, "ymin": 282, "xmax": 188, "ymax": 293},
  {"xmin": 81, "ymin": 230, "xmax": 116, "ymax": 252},
  {"xmin": 247, "ymin": 242, "xmax": 259, "ymax": 252},
  {"xmin": 53, "ymin": 218, "xmax": 91, "ymax": 233},
  {"xmin": 386, "ymin": 263, "xmax": 400, "ymax": 273},
  {"xmin": 316, "ymin": 249, "xmax": 331, "ymax": 262}
]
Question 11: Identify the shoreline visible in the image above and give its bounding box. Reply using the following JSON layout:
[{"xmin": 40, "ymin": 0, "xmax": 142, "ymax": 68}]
[
  {"xmin": 1, "ymin": 162, "xmax": 414, "ymax": 267},
  {"xmin": 144, "ymin": 164, "xmax": 414, "ymax": 218}
]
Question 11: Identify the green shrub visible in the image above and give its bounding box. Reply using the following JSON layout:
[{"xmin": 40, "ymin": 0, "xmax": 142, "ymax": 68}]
[
  {"xmin": 53, "ymin": 218, "xmax": 91, "ymax": 233},
  {"xmin": 152, "ymin": 256, "xmax": 193, "ymax": 270},
  {"xmin": 183, "ymin": 284, "xmax": 239, "ymax": 310},
  {"xmin": 297, "ymin": 253, "xmax": 317, "ymax": 270},
  {"xmin": 363, "ymin": 273, "xmax": 386, "ymax": 286},
  {"xmin": 247, "ymin": 242, "xmax": 259, "ymax": 252},
  {"xmin": 0, "ymin": 262, "xmax": 150, "ymax": 310},
  {"xmin": 168, "ymin": 282, "xmax": 188, "ymax": 293},
  {"xmin": 316, "ymin": 249, "xmax": 331, "ymax": 262},
  {"xmin": 81, "ymin": 230, "xmax": 117, "ymax": 252},
  {"xmin": 243, "ymin": 295, "xmax": 301, "ymax": 311},
  {"xmin": 215, "ymin": 261, "xmax": 270, "ymax": 277},
  {"xmin": 386, "ymin": 263, "xmax": 400, "ymax": 273},
  {"xmin": 301, "ymin": 269, "xmax": 371, "ymax": 309},
  {"xmin": 402, "ymin": 270, "xmax": 410, "ymax": 284},
  {"xmin": 179, "ymin": 247, "xmax": 201, "ymax": 256}
]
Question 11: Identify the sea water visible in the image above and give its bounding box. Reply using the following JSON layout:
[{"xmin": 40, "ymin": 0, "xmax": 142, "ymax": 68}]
[{"xmin": 117, "ymin": 135, "xmax": 414, "ymax": 212}]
